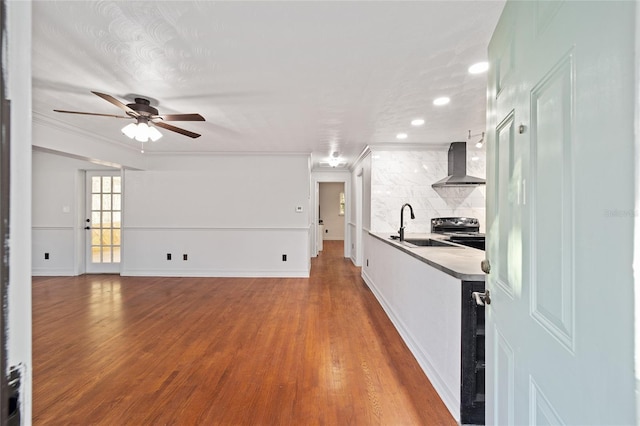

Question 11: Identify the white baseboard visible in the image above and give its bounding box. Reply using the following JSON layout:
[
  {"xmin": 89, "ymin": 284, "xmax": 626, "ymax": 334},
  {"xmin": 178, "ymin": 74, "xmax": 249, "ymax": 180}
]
[
  {"xmin": 32, "ymin": 268, "xmax": 78, "ymax": 277},
  {"xmin": 120, "ymin": 269, "xmax": 310, "ymax": 278}
]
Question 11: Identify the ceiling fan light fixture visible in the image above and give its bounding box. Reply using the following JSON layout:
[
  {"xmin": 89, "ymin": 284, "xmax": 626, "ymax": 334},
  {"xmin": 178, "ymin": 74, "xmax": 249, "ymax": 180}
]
[
  {"xmin": 148, "ymin": 126, "xmax": 162, "ymax": 142},
  {"xmin": 121, "ymin": 122, "xmax": 138, "ymax": 139},
  {"xmin": 134, "ymin": 121, "xmax": 150, "ymax": 142},
  {"xmin": 122, "ymin": 120, "xmax": 163, "ymax": 143}
]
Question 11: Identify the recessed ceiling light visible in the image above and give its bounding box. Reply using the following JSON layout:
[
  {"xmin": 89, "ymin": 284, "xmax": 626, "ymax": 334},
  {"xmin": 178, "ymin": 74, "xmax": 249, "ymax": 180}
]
[
  {"xmin": 411, "ymin": 118, "xmax": 425, "ymax": 126},
  {"xmin": 433, "ymin": 97, "xmax": 450, "ymax": 106},
  {"xmin": 396, "ymin": 133, "xmax": 408, "ymax": 140},
  {"xmin": 468, "ymin": 61, "xmax": 489, "ymax": 74}
]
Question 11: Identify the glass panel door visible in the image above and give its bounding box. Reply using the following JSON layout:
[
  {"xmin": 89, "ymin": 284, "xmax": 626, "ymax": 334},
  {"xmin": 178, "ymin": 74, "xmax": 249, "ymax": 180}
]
[{"xmin": 86, "ymin": 171, "xmax": 121, "ymax": 273}]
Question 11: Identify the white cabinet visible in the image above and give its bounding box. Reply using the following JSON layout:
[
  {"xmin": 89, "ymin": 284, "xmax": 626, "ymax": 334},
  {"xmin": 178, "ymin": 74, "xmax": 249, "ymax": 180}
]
[{"xmin": 362, "ymin": 233, "xmax": 462, "ymax": 421}]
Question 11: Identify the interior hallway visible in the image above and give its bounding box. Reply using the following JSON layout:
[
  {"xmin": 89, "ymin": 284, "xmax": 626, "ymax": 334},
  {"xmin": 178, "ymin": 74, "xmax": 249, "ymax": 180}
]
[{"xmin": 32, "ymin": 240, "xmax": 454, "ymax": 425}]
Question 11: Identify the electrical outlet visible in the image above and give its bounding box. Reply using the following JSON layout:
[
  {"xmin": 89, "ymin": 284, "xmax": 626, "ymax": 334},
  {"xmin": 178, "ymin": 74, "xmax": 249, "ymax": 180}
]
[
  {"xmin": 44, "ymin": 253, "xmax": 49, "ymax": 260},
  {"xmin": 183, "ymin": 254, "xmax": 188, "ymax": 261},
  {"xmin": 167, "ymin": 253, "xmax": 172, "ymax": 260},
  {"xmin": 282, "ymin": 254, "xmax": 287, "ymax": 261}
]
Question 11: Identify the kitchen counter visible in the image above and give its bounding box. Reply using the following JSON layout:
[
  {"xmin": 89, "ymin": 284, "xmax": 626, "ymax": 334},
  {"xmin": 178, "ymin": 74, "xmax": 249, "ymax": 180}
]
[
  {"xmin": 368, "ymin": 231, "xmax": 485, "ymax": 281},
  {"xmin": 363, "ymin": 231, "xmax": 487, "ymax": 422}
]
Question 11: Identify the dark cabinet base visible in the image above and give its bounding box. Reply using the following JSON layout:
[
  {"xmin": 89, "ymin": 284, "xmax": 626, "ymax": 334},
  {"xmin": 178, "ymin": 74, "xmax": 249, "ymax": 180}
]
[{"xmin": 460, "ymin": 280, "xmax": 485, "ymax": 425}]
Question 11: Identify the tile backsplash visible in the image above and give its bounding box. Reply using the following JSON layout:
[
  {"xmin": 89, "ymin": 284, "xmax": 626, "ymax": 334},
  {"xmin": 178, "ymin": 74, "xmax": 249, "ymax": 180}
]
[{"xmin": 371, "ymin": 148, "xmax": 486, "ymax": 234}]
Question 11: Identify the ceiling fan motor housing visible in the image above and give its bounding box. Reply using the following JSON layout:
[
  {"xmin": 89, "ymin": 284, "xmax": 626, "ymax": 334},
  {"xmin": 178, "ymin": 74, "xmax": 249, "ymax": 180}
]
[{"xmin": 127, "ymin": 98, "xmax": 158, "ymax": 118}]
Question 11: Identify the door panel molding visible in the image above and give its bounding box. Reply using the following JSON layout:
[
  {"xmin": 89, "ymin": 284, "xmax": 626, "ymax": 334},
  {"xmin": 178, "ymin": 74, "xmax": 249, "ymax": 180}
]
[
  {"xmin": 496, "ymin": 39, "xmax": 514, "ymax": 99},
  {"xmin": 529, "ymin": 377, "xmax": 565, "ymax": 425},
  {"xmin": 494, "ymin": 110, "xmax": 516, "ymax": 298},
  {"xmin": 494, "ymin": 327, "xmax": 514, "ymax": 426},
  {"xmin": 535, "ymin": 1, "xmax": 564, "ymax": 38},
  {"xmin": 529, "ymin": 51, "xmax": 576, "ymax": 353}
]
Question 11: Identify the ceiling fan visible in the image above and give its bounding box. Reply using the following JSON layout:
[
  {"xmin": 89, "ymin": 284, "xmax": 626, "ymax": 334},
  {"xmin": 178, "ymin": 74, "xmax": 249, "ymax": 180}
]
[{"xmin": 54, "ymin": 91, "xmax": 205, "ymax": 141}]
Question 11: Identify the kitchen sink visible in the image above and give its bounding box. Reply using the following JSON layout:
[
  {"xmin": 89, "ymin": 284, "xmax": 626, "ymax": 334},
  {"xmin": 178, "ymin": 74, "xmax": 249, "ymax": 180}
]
[{"xmin": 402, "ymin": 238, "xmax": 459, "ymax": 248}]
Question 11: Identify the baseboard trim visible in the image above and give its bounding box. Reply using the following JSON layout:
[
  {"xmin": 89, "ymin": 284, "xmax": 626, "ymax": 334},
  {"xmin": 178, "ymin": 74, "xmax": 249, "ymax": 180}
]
[
  {"xmin": 120, "ymin": 269, "xmax": 310, "ymax": 278},
  {"xmin": 32, "ymin": 268, "xmax": 79, "ymax": 277}
]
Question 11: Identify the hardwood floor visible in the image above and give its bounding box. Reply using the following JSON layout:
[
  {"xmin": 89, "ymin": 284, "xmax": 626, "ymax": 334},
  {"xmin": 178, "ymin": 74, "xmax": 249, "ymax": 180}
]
[{"xmin": 33, "ymin": 240, "xmax": 455, "ymax": 425}]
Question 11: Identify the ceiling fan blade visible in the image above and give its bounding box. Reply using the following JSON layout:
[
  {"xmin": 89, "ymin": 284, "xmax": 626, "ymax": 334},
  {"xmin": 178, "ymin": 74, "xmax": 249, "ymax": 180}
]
[
  {"xmin": 53, "ymin": 109, "xmax": 131, "ymax": 119},
  {"xmin": 91, "ymin": 91, "xmax": 139, "ymax": 117},
  {"xmin": 154, "ymin": 121, "xmax": 201, "ymax": 139},
  {"xmin": 155, "ymin": 113, "xmax": 205, "ymax": 122}
]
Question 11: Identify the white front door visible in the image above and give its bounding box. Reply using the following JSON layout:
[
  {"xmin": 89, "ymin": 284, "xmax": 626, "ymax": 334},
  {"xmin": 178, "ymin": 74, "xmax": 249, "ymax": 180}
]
[
  {"xmin": 486, "ymin": 1, "xmax": 636, "ymax": 424},
  {"xmin": 85, "ymin": 171, "xmax": 122, "ymax": 274}
]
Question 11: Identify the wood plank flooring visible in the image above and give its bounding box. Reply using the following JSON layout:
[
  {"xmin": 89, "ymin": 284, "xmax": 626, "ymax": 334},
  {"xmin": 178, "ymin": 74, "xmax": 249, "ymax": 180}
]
[{"xmin": 33, "ymin": 240, "xmax": 455, "ymax": 425}]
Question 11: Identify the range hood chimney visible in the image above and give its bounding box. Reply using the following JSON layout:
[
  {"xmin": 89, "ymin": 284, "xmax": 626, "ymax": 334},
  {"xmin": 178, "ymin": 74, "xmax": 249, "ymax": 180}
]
[{"xmin": 431, "ymin": 142, "xmax": 486, "ymax": 188}]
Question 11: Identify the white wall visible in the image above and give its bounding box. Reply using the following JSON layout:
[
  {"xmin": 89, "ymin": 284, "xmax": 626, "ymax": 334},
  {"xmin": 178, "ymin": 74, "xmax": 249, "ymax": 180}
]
[
  {"xmin": 319, "ymin": 182, "xmax": 344, "ymax": 240},
  {"xmin": 348, "ymin": 151, "xmax": 371, "ymax": 266},
  {"xmin": 8, "ymin": 1, "xmax": 33, "ymax": 423},
  {"xmin": 360, "ymin": 152, "xmax": 372, "ymax": 231},
  {"xmin": 32, "ymin": 150, "xmax": 115, "ymax": 275},
  {"xmin": 31, "ymin": 150, "xmax": 312, "ymax": 277},
  {"xmin": 32, "ymin": 116, "xmax": 146, "ymax": 171},
  {"xmin": 635, "ymin": 3, "xmax": 640, "ymax": 421},
  {"xmin": 371, "ymin": 147, "xmax": 486, "ymax": 233},
  {"xmin": 122, "ymin": 154, "xmax": 311, "ymax": 277}
]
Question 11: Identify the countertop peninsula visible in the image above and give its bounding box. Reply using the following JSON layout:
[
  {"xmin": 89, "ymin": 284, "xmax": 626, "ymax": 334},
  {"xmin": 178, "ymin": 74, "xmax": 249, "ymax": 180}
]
[{"xmin": 368, "ymin": 231, "xmax": 486, "ymax": 281}]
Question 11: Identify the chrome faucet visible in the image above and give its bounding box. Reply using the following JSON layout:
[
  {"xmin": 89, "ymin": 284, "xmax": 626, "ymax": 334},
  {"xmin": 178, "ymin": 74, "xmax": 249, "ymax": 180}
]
[{"xmin": 399, "ymin": 203, "xmax": 415, "ymax": 241}]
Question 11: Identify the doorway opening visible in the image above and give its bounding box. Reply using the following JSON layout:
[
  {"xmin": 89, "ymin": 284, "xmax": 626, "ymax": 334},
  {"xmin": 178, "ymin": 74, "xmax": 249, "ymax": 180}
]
[
  {"xmin": 313, "ymin": 174, "xmax": 351, "ymax": 260},
  {"xmin": 319, "ymin": 182, "xmax": 345, "ymax": 245}
]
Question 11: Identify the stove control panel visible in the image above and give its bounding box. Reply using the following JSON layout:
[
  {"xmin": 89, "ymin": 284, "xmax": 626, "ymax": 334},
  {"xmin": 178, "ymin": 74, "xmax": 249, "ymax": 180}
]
[{"xmin": 431, "ymin": 217, "xmax": 480, "ymax": 233}]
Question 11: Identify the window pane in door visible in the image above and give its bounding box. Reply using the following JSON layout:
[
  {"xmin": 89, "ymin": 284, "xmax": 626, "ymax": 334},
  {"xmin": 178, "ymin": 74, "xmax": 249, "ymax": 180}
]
[
  {"xmin": 102, "ymin": 247, "xmax": 112, "ymax": 263},
  {"xmin": 91, "ymin": 230, "xmax": 101, "ymax": 245},
  {"xmin": 102, "ymin": 176, "xmax": 112, "ymax": 193},
  {"xmin": 102, "ymin": 229, "xmax": 112, "ymax": 245},
  {"xmin": 112, "ymin": 212, "xmax": 121, "ymax": 228},
  {"xmin": 102, "ymin": 194, "xmax": 111, "ymax": 210},
  {"xmin": 112, "ymin": 177, "xmax": 121, "ymax": 193},
  {"xmin": 92, "ymin": 176, "xmax": 101, "ymax": 193},
  {"xmin": 112, "ymin": 246, "xmax": 121, "ymax": 263},
  {"xmin": 112, "ymin": 229, "xmax": 121, "ymax": 245},
  {"xmin": 113, "ymin": 194, "xmax": 121, "ymax": 211},
  {"xmin": 92, "ymin": 246, "xmax": 101, "ymax": 263},
  {"xmin": 102, "ymin": 212, "xmax": 112, "ymax": 227},
  {"xmin": 92, "ymin": 194, "xmax": 101, "ymax": 210}
]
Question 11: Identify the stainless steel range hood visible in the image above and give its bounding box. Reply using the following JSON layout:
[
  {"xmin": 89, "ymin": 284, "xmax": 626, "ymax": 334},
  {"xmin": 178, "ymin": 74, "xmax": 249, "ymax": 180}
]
[{"xmin": 432, "ymin": 142, "xmax": 486, "ymax": 187}]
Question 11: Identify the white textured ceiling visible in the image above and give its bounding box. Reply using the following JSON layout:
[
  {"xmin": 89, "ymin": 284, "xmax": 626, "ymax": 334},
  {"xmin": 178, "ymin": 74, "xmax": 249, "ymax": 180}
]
[{"xmin": 32, "ymin": 1, "xmax": 505, "ymax": 168}]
